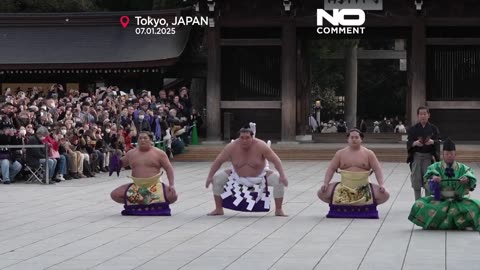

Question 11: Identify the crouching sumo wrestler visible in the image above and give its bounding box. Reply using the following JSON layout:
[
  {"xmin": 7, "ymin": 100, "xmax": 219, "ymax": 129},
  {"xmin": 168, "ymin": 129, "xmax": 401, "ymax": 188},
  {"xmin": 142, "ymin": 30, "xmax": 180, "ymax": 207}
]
[
  {"xmin": 110, "ymin": 131, "xmax": 177, "ymax": 216},
  {"xmin": 317, "ymin": 129, "xmax": 390, "ymax": 218},
  {"xmin": 205, "ymin": 126, "xmax": 289, "ymax": 216}
]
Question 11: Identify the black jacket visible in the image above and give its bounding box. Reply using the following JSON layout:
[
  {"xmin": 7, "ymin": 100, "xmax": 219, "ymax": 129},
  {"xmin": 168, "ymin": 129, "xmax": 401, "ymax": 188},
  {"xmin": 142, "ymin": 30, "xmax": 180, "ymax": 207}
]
[
  {"xmin": 0, "ymin": 114, "xmax": 18, "ymax": 160},
  {"xmin": 134, "ymin": 118, "xmax": 151, "ymax": 132},
  {"xmin": 406, "ymin": 122, "xmax": 440, "ymax": 164},
  {"xmin": 26, "ymin": 135, "xmax": 47, "ymax": 168}
]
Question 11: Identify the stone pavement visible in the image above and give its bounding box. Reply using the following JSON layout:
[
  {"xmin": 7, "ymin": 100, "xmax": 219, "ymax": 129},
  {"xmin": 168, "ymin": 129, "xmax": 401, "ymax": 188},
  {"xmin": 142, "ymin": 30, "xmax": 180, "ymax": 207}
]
[{"xmin": 0, "ymin": 161, "xmax": 479, "ymax": 270}]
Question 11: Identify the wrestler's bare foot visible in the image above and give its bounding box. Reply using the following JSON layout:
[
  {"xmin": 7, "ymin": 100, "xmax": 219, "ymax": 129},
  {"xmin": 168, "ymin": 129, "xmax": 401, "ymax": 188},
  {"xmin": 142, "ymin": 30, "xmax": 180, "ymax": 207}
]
[
  {"xmin": 207, "ymin": 209, "xmax": 224, "ymax": 216},
  {"xmin": 275, "ymin": 209, "xmax": 288, "ymax": 217}
]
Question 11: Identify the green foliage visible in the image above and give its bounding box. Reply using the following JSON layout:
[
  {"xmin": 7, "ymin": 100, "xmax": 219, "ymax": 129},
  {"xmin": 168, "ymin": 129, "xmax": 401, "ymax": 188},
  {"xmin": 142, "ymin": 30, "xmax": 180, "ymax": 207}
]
[
  {"xmin": 310, "ymin": 40, "xmax": 349, "ymax": 118},
  {"xmin": 357, "ymin": 59, "xmax": 406, "ymax": 119},
  {"xmin": 311, "ymin": 84, "xmax": 338, "ymax": 114},
  {"xmin": 0, "ymin": 0, "xmax": 17, "ymax": 12},
  {"xmin": 309, "ymin": 39, "xmax": 358, "ymax": 59},
  {"xmin": 309, "ymin": 39, "xmax": 407, "ymax": 121}
]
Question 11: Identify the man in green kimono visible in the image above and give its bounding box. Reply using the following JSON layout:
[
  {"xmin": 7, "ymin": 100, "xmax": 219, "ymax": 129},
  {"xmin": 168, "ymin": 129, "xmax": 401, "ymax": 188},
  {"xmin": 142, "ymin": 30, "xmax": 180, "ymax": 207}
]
[{"xmin": 408, "ymin": 138, "xmax": 480, "ymax": 231}]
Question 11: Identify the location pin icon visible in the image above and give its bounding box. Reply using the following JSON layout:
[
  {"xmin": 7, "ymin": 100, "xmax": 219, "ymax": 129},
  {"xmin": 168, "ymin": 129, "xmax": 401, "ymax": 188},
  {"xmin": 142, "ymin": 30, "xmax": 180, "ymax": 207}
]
[{"xmin": 120, "ymin": 16, "xmax": 130, "ymax": 29}]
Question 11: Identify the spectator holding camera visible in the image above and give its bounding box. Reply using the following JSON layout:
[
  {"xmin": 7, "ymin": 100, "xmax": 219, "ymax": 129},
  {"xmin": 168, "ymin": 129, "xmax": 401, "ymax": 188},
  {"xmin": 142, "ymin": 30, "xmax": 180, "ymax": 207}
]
[
  {"xmin": 0, "ymin": 103, "xmax": 22, "ymax": 184},
  {"xmin": 26, "ymin": 126, "xmax": 57, "ymax": 183},
  {"xmin": 179, "ymin": 86, "xmax": 192, "ymax": 116}
]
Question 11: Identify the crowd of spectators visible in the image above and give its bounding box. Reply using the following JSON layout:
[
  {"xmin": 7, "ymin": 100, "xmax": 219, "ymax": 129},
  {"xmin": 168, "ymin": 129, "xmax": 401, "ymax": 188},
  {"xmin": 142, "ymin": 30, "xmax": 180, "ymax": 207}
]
[
  {"xmin": 309, "ymin": 115, "xmax": 407, "ymax": 134},
  {"xmin": 0, "ymin": 84, "xmax": 203, "ymax": 184}
]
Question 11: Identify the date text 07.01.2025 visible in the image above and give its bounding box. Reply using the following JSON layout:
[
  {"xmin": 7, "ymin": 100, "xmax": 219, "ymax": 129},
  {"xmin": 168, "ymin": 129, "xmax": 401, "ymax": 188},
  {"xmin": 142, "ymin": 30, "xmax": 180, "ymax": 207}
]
[{"xmin": 134, "ymin": 27, "xmax": 175, "ymax": 35}]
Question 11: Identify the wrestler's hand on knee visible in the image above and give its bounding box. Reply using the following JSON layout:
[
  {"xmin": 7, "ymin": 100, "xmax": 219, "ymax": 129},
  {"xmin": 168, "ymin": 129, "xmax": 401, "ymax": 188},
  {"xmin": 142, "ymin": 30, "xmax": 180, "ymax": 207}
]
[
  {"xmin": 459, "ymin": 176, "xmax": 469, "ymax": 184},
  {"xmin": 205, "ymin": 177, "xmax": 213, "ymax": 188},
  {"xmin": 166, "ymin": 186, "xmax": 178, "ymax": 203},
  {"xmin": 279, "ymin": 175, "xmax": 288, "ymax": 187},
  {"xmin": 320, "ymin": 185, "xmax": 328, "ymax": 193},
  {"xmin": 379, "ymin": 185, "xmax": 386, "ymax": 193},
  {"xmin": 432, "ymin": 176, "xmax": 441, "ymax": 183}
]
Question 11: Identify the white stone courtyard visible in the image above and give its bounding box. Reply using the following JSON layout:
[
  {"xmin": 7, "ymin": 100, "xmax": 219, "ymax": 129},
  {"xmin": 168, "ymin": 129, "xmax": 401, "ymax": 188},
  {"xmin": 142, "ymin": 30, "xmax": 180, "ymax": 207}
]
[{"xmin": 0, "ymin": 161, "xmax": 479, "ymax": 270}]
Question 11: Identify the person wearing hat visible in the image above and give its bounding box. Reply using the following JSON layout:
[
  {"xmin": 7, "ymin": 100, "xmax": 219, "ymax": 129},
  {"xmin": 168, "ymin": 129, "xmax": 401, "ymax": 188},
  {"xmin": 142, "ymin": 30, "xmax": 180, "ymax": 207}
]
[
  {"xmin": 408, "ymin": 138, "xmax": 479, "ymax": 231},
  {"xmin": 407, "ymin": 106, "xmax": 440, "ymax": 200}
]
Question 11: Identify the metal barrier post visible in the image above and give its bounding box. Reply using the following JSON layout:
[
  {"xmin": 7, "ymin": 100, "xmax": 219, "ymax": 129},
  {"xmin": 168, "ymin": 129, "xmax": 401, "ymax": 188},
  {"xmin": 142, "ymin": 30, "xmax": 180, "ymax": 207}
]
[{"xmin": 44, "ymin": 144, "xmax": 49, "ymax": 184}]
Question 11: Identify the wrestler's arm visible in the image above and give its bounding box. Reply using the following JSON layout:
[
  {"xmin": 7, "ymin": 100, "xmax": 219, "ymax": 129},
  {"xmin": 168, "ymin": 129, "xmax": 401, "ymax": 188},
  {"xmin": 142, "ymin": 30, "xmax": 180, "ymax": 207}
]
[
  {"xmin": 323, "ymin": 150, "xmax": 341, "ymax": 186},
  {"xmin": 158, "ymin": 149, "xmax": 175, "ymax": 186},
  {"xmin": 120, "ymin": 151, "xmax": 130, "ymax": 168},
  {"xmin": 206, "ymin": 146, "xmax": 231, "ymax": 182},
  {"xmin": 368, "ymin": 150, "xmax": 385, "ymax": 187},
  {"xmin": 263, "ymin": 144, "xmax": 286, "ymax": 179}
]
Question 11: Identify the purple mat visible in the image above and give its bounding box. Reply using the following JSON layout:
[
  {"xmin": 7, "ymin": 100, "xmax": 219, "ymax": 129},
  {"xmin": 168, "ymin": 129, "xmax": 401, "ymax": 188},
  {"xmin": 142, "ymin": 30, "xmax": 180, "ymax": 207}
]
[
  {"xmin": 121, "ymin": 183, "xmax": 172, "ymax": 216},
  {"xmin": 122, "ymin": 202, "xmax": 171, "ymax": 216},
  {"xmin": 326, "ymin": 183, "xmax": 379, "ymax": 219}
]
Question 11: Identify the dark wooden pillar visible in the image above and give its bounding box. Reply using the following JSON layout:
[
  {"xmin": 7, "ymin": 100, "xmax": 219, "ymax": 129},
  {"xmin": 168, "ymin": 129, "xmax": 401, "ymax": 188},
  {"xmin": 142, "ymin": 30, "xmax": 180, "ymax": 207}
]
[
  {"xmin": 344, "ymin": 43, "xmax": 358, "ymax": 129},
  {"xmin": 408, "ymin": 16, "xmax": 426, "ymax": 126},
  {"xmin": 206, "ymin": 25, "xmax": 221, "ymax": 141},
  {"xmin": 281, "ymin": 20, "xmax": 297, "ymax": 141},
  {"xmin": 296, "ymin": 38, "xmax": 311, "ymax": 135}
]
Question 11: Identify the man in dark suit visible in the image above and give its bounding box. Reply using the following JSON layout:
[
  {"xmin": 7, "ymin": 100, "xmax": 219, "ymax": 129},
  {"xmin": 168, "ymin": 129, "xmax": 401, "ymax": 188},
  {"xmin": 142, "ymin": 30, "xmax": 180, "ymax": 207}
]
[{"xmin": 407, "ymin": 106, "xmax": 440, "ymax": 200}]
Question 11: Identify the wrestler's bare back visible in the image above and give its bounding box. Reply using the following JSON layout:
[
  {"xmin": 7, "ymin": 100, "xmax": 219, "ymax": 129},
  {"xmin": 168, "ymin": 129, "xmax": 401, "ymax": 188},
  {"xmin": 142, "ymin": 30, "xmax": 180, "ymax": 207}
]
[
  {"xmin": 125, "ymin": 147, "xmax": 168, "ymax": 178},
  {"xmin": 336, "ymin": 146, "xmax": 373, "ymax": 172},
  {"xmin": 228, "ymin": 139, "xmax": 268, "ymax": 177}
]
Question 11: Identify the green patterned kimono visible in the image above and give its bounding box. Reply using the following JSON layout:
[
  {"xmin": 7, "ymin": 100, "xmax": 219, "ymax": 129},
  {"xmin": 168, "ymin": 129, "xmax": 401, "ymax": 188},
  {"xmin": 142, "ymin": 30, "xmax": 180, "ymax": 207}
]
[{"xmin": 408, "ymin": 161, "xmax": 480, "ymax": 231}]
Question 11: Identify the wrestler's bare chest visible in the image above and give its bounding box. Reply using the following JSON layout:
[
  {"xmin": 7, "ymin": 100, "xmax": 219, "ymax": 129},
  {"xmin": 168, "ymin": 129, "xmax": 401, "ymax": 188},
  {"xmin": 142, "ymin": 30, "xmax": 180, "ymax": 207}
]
[
  {"xmin": 339, "ymin": 150, "xmax": 371, "ymax": 171},
  {"xmin": 230, "ymin": 149, "xmax": 266, "ymax": 172},
  {"xmin": 129, "ymin": 151, "xmax": 161, "ymax": 169}
]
